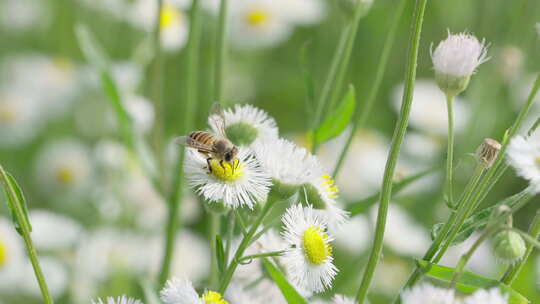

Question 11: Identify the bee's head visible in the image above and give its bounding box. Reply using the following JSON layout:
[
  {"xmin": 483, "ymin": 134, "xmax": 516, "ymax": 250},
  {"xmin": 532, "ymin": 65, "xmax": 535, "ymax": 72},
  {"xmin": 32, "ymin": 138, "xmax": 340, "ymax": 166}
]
[{"xmin": 224, "ymin": 147, "xmax": 239, "ymax": 162}]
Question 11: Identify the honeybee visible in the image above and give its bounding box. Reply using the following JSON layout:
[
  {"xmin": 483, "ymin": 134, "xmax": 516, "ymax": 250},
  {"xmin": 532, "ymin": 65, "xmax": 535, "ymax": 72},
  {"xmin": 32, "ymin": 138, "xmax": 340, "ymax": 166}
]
[{"xmin": 176, "ymin": 104, "xmax": 239, "ymax": 173}]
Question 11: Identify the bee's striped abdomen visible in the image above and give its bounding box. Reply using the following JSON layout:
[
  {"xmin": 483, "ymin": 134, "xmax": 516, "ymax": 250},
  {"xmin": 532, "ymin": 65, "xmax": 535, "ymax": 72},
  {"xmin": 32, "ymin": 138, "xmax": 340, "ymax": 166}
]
[{"xmin": 189, "ymin": 131, "xmax": 215, "ymax": 146}]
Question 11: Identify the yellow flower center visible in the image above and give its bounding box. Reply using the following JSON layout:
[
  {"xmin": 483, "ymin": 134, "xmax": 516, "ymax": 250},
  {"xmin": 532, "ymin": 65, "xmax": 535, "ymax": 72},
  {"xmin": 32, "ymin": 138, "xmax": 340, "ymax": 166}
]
[
  {"xmin": 0, "ymin": 103, "xmax": 17, "ymax": 124},
  {"xmin": 246, "ymin": 9, "xmax": 270, "ymax": 27},
  {"xmin": 56, "ymin": 166, "xmax": 75, "ymax": 185},
  {"xmin": 202, "ymin": 290, "xmax": 229, "ymax": 304},
  {"xmin": 303, "ymin": 226, "xmax": 332, "ymax": 265},
  {"xmin": 322, "ymin": 174, "xmax": 339, "ymax": 199},
  {"xmin": 0, "ymin": 238, "xmax": 7, "ymax": 267},
  {"xmin": 160, "ymin": 5, "xmax": 181, "ymax": 29},
  {"xmin": 208, "ymin": 159, "xmax": 244, "ymax": 181}
]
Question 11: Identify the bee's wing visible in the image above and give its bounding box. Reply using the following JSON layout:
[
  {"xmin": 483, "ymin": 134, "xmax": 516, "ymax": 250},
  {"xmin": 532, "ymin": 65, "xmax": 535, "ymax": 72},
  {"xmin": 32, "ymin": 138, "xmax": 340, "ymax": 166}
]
[
  {"xmin": 175, "ymin": 136, "xmax": 214, "ymax": 153},
  {"xmin": 209, "ymin": 103, "xmax": 227, "ymax": 138}
]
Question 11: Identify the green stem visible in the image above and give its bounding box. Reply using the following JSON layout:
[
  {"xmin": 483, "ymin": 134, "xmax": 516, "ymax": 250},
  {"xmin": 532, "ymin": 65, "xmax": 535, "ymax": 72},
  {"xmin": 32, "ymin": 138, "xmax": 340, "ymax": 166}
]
[
  {"xmin": 151, "ymin": 0, "xmax": 165, "ymax": 179},
  {"xmin": 502, "ymin": 210, "xmax": 540, "ymax": 284},
  {"xmin": 312, "ymin": 0, "xmax": 366, "ymax": 153},
  {"xmin": 218, "ymin": 196, "xmax": 279, "ymax": 294},
  {"xmin": 158, "ymin": 0, "xmax": 202, "ymax": 286},
  {"xmin": 213, "ymin": 0, "xmax": 228, "ymax": 103},
  {"xmin": 0, "ymin": 167, "xmax": 53, "ymax": 304},
  {"xmin": 450, "ymin": 226, "xmax": 501, "ymax": 288},
  {"xmin": 238, "ymin": 250, "xmax": 285, "ymax": 263},
  {"xmin": 333, "ymin": 0, "xmax": 407, "ymax": 177},
  {"xmin": 209, "ymin": 213, "xmax": 221, "ymax": 289},
  {"xmin": 355, "ymin": 0, "xmax": 428, "ymax": 302},
  {"xmin": 445, "ymin": 94, "xmax": 455, "ymax": 207}
]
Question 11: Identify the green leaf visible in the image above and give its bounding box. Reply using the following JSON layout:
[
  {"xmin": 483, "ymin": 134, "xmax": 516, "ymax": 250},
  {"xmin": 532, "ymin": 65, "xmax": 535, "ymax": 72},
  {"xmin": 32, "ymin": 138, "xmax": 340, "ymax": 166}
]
[
  {"xmin": 311, "ymin": 85, "xmax": 356, "ymax": 144},
  {"xmin": 262, "ymin": 259, "xmax": 308, "ymax": 304},
  {"xmin": 348, "ymin": 166, "xmax": 440, "ymax": 216},
  {"xmin": 75, "ymin": 24, "xmax": 108, "ymax": 69},
  {"xmin": 5, "ymin": 172, "xmax": 32, "ymax": 233},
  {"xmin": 417, "ymin": 260, "xmax": 530, "ymax": 304},
  {"xmin": 216, "ymin": 236, "xmax": 226, "ymax": 276},
  {"xmin": 0, "ymin": 166, "xmax": 31, "ymax": 235},
  {"xmin": 139, "ymin": 279, "xmax": 161, "ymax": 304}
]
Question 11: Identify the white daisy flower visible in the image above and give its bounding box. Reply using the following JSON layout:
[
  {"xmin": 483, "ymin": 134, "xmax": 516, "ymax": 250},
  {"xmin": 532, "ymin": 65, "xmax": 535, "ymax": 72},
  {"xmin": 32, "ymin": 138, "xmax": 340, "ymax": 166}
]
[
  {"xmin": 185, "ymin": 147, "xmax": 271, "ymax": 209},
  {"xmin": 29, "ymin": 210, "xmax": 83, "ymax": 251},
  {"xmin": 392, "ymin": 80, "xmax": 470, "ymax": 136},
  {"xmin": 209, "ymin": 104, "xmax": 278, "ymax": 148},
  {"xmin": 228, "ymin": 0, "xmax": 293, "ymax": 50},
  {"xmin": 281, "ymin": 204, "xmax": 337, "ymax": 293},
  {"xmin": 0, "ymin": 217, "xmax": 26, "ymax": 292},
  {"xmin": 464, "ymin": 288, "xmax": 508, "ymax": 304},
  {"xmin": 276, "ymin": 0, "xmax": 326, "ymax": 26},
  {"xmin": 333, "ymin": 215, "xmax": 371, "ymax": 254},
  {"xmin": 160, "ymin": 277, "xmax": 229, "ymax": 304},
  {"xmin": 0, "ymin": 89, "xmax": 42, "ymax": 147},
  {"xmin": 92, "ymin": 296, "xmax": 143, "ymax": 304},
  {"xmin": 33, "ymin": 139, "xmax": 93, "ymax": 198},
  {"xmin": 0, "ymin": 0, "xmax": 50, "ymax": 32},
  {"xmin": 401, "ymin": 283, "xmax": 456, "ymax": 304},
  {"xmin": 253, "ymin": 138, "xmax": 318, "ymax": 196},
  {"xmin": 432, "ymin": 32, "xmax": 489, "ymax": 78},
  {"xmin": 107, "ymin": 94, "xmax": 155, "ymax": 134},
  {"xmin": 506, "ymin": 135, "xmax": 540, "ymax": 192}
]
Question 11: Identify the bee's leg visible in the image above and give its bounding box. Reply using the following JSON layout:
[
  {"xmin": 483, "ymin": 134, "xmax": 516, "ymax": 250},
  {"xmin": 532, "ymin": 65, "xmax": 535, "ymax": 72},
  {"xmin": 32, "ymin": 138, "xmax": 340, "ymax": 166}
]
[
  {"xmin": 219, "ymin": 159, "xmax": 226, "ymax": 170},
  {"xmin": 206, "ymin": 158, "xmax": 213, "ymax": 173}
]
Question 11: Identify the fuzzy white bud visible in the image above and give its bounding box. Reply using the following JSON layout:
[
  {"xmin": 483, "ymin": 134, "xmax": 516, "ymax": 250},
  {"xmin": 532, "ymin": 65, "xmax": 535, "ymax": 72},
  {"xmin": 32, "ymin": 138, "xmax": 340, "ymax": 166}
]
[{"xmin": 431, "ymin": 32, "xmax": 489, "ymax": 96}]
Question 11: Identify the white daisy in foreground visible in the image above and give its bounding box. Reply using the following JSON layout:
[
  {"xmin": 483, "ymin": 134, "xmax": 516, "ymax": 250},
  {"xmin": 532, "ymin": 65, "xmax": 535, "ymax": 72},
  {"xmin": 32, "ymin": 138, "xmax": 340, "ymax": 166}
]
[
  {"xmin": 281, "ymin": 204, "xmax": 337, "ymax": 293},
  {"xmin": 401, "ymin": 283, "xmax": 456, "ymax": 304},
  {"xmin": 392, "ymin": 80, "xmax": 470, "ymax": 136},
  {"xmin": 209, "ymin": 104, "xmax": 278, "ymax": 147},
  {"xmin": 34, "ymin": 139, "xmax": 93, "ymax": 198},
  {"xmin": 160, "ymin": 277, "xmax": 229, "ymax": 304},
  {"xmin": 506, "ymin": 135, "xmax": 540, "ymax": 193},
  {"xmin": 464, "ymin": 288, "xmax": 508, "ymax": 304},
  {"xmin": 228, "ymin": 0, "xmax": 292, "ymax": 49},
  {"xmin": 431, "ymin": 32, "xmax": 489, "ymax": 81},
  {"xmin": 92, "ymin": 296, "xmax": 143, "ymax": 304},
  {"xmin": 254, "ymin": 138, "xmax": 318, "ymax": 197},
  {"xmin": 185, "ymin": 147, "xmax": 271, "ymax": 209}
]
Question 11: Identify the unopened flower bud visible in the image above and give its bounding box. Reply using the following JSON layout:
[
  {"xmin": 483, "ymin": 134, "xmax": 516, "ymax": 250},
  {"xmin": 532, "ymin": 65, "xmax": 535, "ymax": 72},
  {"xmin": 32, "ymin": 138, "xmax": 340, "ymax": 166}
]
[
  {"xmin": 226, "ymin": 122, "xmax": 258, "ymax": 147},
  {"xmin": 492, "ymin": 230, "xmax": 526, "ymax": 264},
  {"xmin": 431, "ymin": 32, "xmax": 489, "ymax": 96},
  {"xmin": 476, "ymin": 138, "xmax": 501, "ymax": 168}
]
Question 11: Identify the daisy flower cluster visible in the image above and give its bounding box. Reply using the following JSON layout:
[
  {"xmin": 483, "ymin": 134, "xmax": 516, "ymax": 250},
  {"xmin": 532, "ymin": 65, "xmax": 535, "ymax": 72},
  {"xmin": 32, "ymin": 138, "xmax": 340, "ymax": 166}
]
[{"xmin": 402, "ymin": 284, "xmax": 509, "ymax": 304}]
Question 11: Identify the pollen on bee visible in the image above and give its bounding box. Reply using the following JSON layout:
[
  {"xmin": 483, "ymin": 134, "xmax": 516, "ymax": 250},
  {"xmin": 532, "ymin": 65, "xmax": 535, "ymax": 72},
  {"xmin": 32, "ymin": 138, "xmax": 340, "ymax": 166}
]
[{"xmin": 208, "ymin": 158, "xmax": 245, "ymax": 181}]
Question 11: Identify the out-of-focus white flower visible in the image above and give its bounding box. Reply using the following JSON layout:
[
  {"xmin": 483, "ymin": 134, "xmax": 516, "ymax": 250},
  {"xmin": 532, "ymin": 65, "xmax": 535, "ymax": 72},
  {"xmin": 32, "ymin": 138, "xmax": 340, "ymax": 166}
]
[
  {"xmin": 92, "ymin": 296, "xmax": 143, "ymax": 304},
  {"xmin": 120, "ymin": 94, "xmax": 155, "ymax": 134},
  {"xmin": 80, "ymin": 61, "xmax": 143, "ymax": 93},
  {"xmin": 464, "ymin": 288, "xmax": 508, "ymax": 304},
  {"xmin": 0, "ymin": 89, "xmax": 41, "ymax": 147},
  {"xmin": 0, "ymin": 55, "xmax": 78, "ymax": 119},
  {"xmin": 29, "ymin": 210, "xmax": 83, "ymax": 251},
  {"xmin": 21, "ymin": 256, "xmax": 68, "ymax": 298},
  {"xmin": 228, "ymin": 0, "xmax": 292, "ymax": 49},
  {"xmin": 281, "ymin": 204, "xmax": 337, "ymax": 293},
  {"xmin": 160, "ymin": 277, "xmax": 229, "ymax": 304},
  {"xmin": 34, "ymin": 139, "xmax": 93, "ymax": 198},
  {"xmin": 440, "ymin": 233, "xmax": 496, "ymax": 277},
  {"xmin": 0, "ymin": 0, "xmax": 50, "ymax": 32},
  {"xmin": 372, "ymin": 258, "xmax": 410, "ymax": 295},
  {"xmin": 401, "ymin": 283, "xmax": 456, "ymax": 304},
  {"xmin": 209, "ymin": 104, "xmax": 279, "ymax": 148},
  {"xmin": 432, "ymin": 32, "xmax": 489, "ymax": 78},
  {"xmin": 185, "ymin": 147, "xmax": 271, "ymax": 209},
  {"xmin": 333, "ymin": 215, "xmax": 371, "ymax": 254},
  {"xmin": 393, "ymin": 80, "xmax": 470, "ymax": 136},
  {"xmin": 497, "ymin": 46, "xmax": 524, "ymax": 83},
  {"xmin": 129, "ymin": 0, "xmax": 189, "ymax": 52},
  {"xmin": 276, "ymin": 0, "xmax": 326, "ymax": 26},
  {"xmin": 148, "ymin": 230, "xmax": 210, "ymax": 283},
  {"xmin": 402, "ymin": 131, "xmax": 444, "ymax": 164},
  {"xmin": 0, "ymin": 217, "xmax": 26, "ymax": 292},
  {"xmin": 370, "ymin": 204, "xmax": 431, "ymax": 256},
  {"xmin": 506, "ymin": 135, "xmax": 540, "ymax": 193}
]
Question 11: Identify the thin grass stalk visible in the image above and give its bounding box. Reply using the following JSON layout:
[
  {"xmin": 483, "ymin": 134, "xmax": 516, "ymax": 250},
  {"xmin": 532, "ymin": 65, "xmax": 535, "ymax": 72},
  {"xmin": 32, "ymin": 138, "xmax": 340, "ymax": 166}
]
[
  {"xmin": 355, "ymin": 0, "xmax": 429, "ymax": 302},
  {"xmin": 151, "ymin": 0, "xmax": 165, "ymax": 178},
  {"xmin": 445, "ymin": 95, "xmax": 455, "ymax": 207},
  {"xmin": 158, "ymin": 0, "xmax": 202, "ymax": 285},
  {"xmin": 0, "ymin": 166, "xmax": 53, "ymax": 304},
  {"xmin": 501, "ymin": 210, "xmax": 540, "ymax": 284},
  {"xmin": 213, "ymin": 0, "xmax": 228, "ymax": 103},
  {"xmin": 333, "ymin": 0, "xmax": 407, "ymax": 177}
]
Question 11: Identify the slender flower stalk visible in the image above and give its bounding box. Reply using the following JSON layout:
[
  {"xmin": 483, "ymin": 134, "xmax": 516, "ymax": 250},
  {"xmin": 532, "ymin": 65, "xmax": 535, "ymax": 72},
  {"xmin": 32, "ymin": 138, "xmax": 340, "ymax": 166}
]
[
  {"xmin": 209, "ymin": 213, "xmax": 221, "ymax": 289},
  {"xmin": 445, "ymin": 94, "xmax": 455, "ymax": 207},
  {"xmin": 333, "ymin": 0, "xmax": 407, "ymax": 177},
  {"xmin": 0, "ymin": 165, "xmax": 53, "ymax": 304},
  {"xmin": 355, "ymin": 0, "xmax": 428, "ymax": 301},
  {"xmin": 213, "ymin": 0, "xmax": 228, "ymax": 103},
  {"xmin": 502, "ymin": 210, "xmax": 540, "ymax": 284},
  {"xmin": 218, "ymin": 195, "xmax": 280, "ymax": 294},
  {"xmin": 159, "ymin": 0, "xmax": 202, "ymax": 285},
  {"xmin": 151, "ymin": 0, "xmax": 165, "ymax": 176}
]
